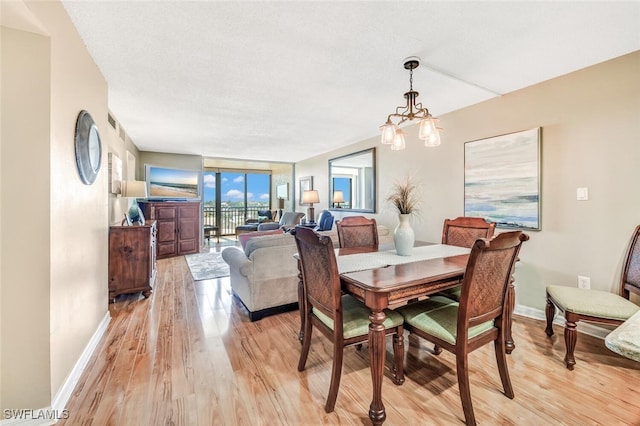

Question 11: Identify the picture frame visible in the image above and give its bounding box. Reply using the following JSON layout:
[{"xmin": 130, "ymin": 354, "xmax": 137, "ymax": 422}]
[
  {"xmin": 299, "ymin": 176, "xmax": 313, "ymax": 206},
  {"xmin": 108, "ymin": 152, "xmax": 122, "ymax": 194},
  {"xmin": 464, "ymin": 127, "xmax": 541, "ymax": 230},
  {"xmin": 276, "ymin": 183, "xmax": 289, "ymax": 200}
]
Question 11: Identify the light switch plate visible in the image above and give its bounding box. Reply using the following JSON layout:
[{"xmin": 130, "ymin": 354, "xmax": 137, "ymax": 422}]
[{"xmin": 577, "ymin": 187, "xmax": 589, "ymax": 201}]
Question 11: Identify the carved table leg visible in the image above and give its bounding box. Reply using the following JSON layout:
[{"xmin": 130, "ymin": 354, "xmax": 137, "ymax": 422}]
[{"xmin": 368, "ymin": 309, "xmax": 387, "ymax": 425}]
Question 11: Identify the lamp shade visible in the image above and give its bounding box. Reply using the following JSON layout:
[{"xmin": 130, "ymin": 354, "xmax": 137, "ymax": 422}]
[
  {"xmin": 333, "ymin": 191, "xmax": 345, "ymax": 203},
  {"xmin": 122, "ymin": 180, "xmax": 148, "ymax": 198},
  {"xmin": 302, "ymin": 189, "xmax": 319, "ymax": 204}
]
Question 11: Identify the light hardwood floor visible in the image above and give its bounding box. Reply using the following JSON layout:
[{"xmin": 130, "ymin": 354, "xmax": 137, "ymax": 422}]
[{"xmin": 61, "ymin": 248, "xmax": 640, "ymax": 425}]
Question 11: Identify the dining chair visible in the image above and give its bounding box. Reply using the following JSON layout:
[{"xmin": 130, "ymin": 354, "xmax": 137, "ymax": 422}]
[
  {"xmin": 442, "ymin": 216, "xmax": 497, "ymax": 248},
  {"xmin": 397, "ymin": 231, "xmax": 529, "ymax": 426},
  {"xmin": 545, "ymin": 224, "xmax": 640, "ymax": 370},
  {"xmin": 293, "ymin": 226, "xmax": 405, "ymax": 413},
  {"xmin": 439, "ymin": 217, "xmax": 497, "ymax": 301},
  {"xmin": 335, "ymin": 216, "xmax": 379, "ymax": 249}
]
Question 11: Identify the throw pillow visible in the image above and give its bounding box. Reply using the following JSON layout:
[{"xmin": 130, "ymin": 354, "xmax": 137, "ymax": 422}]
[{"xmin": 238, "ymin": 229, "xmax": 284, "ymax": 250}]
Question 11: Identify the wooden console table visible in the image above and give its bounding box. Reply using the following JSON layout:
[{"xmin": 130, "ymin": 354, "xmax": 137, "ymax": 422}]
[{"xmin": 108, "ymin": 221, "xmax": 157, "ymax": 302}]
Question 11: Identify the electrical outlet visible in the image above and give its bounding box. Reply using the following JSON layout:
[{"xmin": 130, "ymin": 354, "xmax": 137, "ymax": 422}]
[{"xmin": 577, "ymin": 275, "xmax": 591, "ymax": 289}]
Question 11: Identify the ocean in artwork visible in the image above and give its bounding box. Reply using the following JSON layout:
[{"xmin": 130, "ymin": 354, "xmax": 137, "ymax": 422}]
[{"xmin": 464, "ymin": 128, "xmax": 540, "ymax": 230}]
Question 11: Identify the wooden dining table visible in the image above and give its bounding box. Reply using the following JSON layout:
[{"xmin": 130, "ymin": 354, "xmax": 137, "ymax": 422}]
[{"xmin": 295, "ymin": 243, "xmax": 518, "ymax": 425}]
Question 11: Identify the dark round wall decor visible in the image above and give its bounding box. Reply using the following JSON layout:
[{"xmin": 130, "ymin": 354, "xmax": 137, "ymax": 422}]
[{"xmin": 74, "ymin": 110, "xmax": 102, "ymax": 185}]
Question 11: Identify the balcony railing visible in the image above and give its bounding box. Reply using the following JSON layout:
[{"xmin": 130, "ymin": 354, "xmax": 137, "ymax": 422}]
[{"xmin": 203, "ymin": 206, "xmax": 270, "ymax": 236}]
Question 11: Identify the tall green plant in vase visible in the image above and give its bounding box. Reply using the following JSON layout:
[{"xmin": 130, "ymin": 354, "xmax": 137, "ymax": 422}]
[{"xmin": 387, "ymin": 176, "xmax": 420, "ymax": 256}]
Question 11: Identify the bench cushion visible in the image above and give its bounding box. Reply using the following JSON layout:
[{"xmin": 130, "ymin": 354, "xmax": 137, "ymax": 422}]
[{"xmin": 546, "ymin": 285, "xmax": 639, "ymax": 320}]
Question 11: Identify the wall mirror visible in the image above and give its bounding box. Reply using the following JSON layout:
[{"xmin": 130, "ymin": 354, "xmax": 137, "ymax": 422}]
[{"xmin": 328, "ymin": 147, "xmax": 376, "ymax": 213}]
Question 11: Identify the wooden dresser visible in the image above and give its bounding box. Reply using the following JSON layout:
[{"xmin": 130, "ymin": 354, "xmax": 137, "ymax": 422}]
[
  {"xmin": 108, "ymin": 220, "xmax": 157, "ymax": 302},
  {"xmin": 138, "ymin": 201, "xmax": 200, "ymax": 259}
]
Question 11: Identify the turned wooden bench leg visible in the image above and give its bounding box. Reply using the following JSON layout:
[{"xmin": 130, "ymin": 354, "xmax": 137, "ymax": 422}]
[{"xmin": 545, "ymin": 297, "xmax": 556, "ymax": 337}]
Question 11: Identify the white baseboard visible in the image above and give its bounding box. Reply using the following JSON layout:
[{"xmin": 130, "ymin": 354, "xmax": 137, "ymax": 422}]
[
  {"xmin": 1, "ymin": 313, "xmax": 110, "ymax": 426},
  {"xmin": 51, "ymin": 311, "xmax": 111, "ymax": 413},
  {"xmin": 514, "ymin": 304, "xmax": 611, "ymax": 339}
]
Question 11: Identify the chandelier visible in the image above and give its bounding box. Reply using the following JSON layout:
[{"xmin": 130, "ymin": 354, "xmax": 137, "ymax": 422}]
[{"xmin": 380, "ymin": 57, "xmax": 441, "ymax": 150}]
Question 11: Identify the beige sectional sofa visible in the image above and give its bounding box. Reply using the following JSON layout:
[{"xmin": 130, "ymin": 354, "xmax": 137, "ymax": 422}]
[{"xmin": 221, "ymin": 225, "xmax": 393, "ymax": 321}]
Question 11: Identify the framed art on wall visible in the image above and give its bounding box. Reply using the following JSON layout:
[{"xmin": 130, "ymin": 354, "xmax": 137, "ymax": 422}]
[
  {"xmin": 108, "ymin": 152, "xmax": 122, "ymax": 194},
  {"xmin": 276, "ymin": 183, "xmax": 289, "ymax": 200},
  {"xmin": 464, "ymin": 127, "xmax": 541, "ymax": 230},
  {"xmin": 299, "ymin": 176, "xmax": 313, "ymax": 206}
]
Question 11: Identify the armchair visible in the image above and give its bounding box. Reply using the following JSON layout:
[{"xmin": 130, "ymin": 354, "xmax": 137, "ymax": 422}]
[
  {"xmin": 258, "ymin": 211, "xmax": 305, "ymax": 232},
  {"xmin": 314, "ymin": 210, "xmax": 334, "ymax": 232},
  {"xmin": 235, "ymin": 210, "xmax": 276, "ymax": 235}
]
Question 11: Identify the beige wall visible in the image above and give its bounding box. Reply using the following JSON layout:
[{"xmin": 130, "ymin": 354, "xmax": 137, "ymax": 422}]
[
  {"xmin": 1, "ymin": 26, "xmax": 52, "ymax": 410},
  {"xmin": 296, "ymin": 51, "xmax": 640, "ymax": 312},
  {"xmin": 1, "ymin": 0, "xmax": 110, "ymax": 412}
]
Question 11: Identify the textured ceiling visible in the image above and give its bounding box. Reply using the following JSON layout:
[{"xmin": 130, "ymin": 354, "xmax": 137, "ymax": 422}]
[{"xmin": 61, "ymin": 1, "xmax": 640, "ymax": 163}]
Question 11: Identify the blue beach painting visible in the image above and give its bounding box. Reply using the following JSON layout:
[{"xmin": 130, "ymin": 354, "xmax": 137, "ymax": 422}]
[{"xmin": 464, "ymin": 128, "xmax": 540, "ymax": 230}]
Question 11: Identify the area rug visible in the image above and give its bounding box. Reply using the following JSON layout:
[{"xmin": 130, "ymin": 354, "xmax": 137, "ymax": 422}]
[{"xmin": 185, "ymin": 252, "xmax": 230, "ymax": 281}]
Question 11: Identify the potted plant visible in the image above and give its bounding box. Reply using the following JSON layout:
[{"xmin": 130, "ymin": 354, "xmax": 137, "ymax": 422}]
[{"xmin": 387, "ymin": 176, "xmax": 420, "ymax": 255}]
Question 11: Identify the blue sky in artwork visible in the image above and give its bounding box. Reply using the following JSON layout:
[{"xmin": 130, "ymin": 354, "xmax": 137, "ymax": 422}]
[{"xmin": 203, "ymin": 172, "xmax": 269, "ymax": 204}]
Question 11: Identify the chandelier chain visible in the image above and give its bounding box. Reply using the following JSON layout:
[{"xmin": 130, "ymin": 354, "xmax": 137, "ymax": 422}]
[{"xmin": 409, "ymin": 68, "xmax": 413, "ymax": 91}]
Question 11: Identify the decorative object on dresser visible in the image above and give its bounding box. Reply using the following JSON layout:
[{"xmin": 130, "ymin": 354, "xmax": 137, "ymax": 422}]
[
  {"xmin": 108, "ymin": 220, "xmax": 157, "ymax": 302},
  {"xmin": 138, "ymin": 201, "xmax": 201, "ymax": 259},
  {"xmin": 121, "ymin": 180, "xmax": 148, "ymax": 225}
]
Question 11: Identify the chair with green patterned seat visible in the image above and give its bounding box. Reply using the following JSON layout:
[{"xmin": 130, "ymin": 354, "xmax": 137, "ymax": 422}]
[
  {"xmin": 397, "ymin": 230, "xmax": 528, "ymax": 426},
  {"xmin": 293, "ymin": 226, "xmax": 405, "ymax": 413},
  {"xmin": 545, "ymin": 224, "xmax": 640, "ymax": 370}
]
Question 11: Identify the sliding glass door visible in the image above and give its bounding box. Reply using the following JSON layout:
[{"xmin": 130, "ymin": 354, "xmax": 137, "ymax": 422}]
[{"xmin": 203, "ymin": 169, "xmax": 271, "ymax": 236}]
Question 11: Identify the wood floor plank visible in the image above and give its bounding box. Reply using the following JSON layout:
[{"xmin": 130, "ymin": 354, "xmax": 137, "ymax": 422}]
[{"xmin": 60, "ymin": 248, "xmax": 640, "ymax": 426}]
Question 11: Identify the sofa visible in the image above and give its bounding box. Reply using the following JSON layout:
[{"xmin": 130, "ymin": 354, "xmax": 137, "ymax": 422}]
[
  {"xmin": 221, "ymin": 224, "xmax": 393, "ymax": 321},
  {"xmin": 257, "ymin": 211, "xmax": 305, "ymax": 232}
]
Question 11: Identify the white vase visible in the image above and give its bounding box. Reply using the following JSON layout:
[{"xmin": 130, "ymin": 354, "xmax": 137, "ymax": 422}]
[{"xmin": 394, "ymin": 214, "xmax": 415, "ymax": 256}]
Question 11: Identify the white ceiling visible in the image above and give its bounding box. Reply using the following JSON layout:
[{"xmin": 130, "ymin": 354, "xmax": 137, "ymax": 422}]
[{"xmin": 60, "ymin": 1, "xmax": 640, "ymax": 163}]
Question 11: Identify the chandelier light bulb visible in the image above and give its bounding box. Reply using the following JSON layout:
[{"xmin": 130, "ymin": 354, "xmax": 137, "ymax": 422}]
[
  {"xmin": 418, "ymin": 116, "xmax": 438, "ymax": 140},
  {"xmin": 380, "ymin": 121, "xmax": 397, "ymax": 145},
  {"xmin": 424, "ymin": 129, "xmax": 441, "ymax": 147},
  {"xmin": 391, "ymin": 129, "xmax": 406, "ymax": 151}
]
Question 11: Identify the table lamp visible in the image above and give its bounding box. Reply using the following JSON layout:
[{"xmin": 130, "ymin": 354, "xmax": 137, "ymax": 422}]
[
  {"xmin": 302, "ymin": 189, "xmax": 320, "ymax": 223},
  {"xmin": 122, "ymin": 180, "xmax": 148, "ymax": 225},
  {"xmin": 333, "ymin": 190, "xmax": 344, "ymax": 208},
  {"xmin": 277, "ymin": 197, "xmax": 285, "ymax": 221}
]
